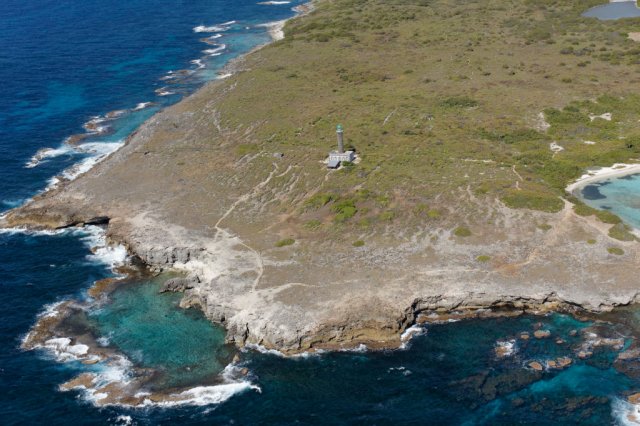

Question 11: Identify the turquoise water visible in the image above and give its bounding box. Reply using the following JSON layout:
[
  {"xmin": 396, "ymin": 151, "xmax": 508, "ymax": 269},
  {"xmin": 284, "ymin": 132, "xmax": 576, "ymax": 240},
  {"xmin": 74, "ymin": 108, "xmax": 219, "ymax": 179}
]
[
  {"xmin": 583, "ymin": 1, "xmax": 640, "ymax": 20},
  {"xmin": 578, "ymin": 173, "xmax": 640, "ymax": 228},
  {"xmin": 3, "ymin": 0, "xmax": 640, "ymax": 423},
  {"xmin": 90, "ymin": 277, "xmax": 234, "ymax": 390}
]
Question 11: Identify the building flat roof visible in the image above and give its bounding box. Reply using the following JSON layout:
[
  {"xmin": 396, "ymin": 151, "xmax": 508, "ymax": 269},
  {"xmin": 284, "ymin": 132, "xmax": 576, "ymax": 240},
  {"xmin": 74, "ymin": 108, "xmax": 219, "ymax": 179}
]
[{"xmin": 327, "ymin": 159, "xmax": 340, "ymax": 168}]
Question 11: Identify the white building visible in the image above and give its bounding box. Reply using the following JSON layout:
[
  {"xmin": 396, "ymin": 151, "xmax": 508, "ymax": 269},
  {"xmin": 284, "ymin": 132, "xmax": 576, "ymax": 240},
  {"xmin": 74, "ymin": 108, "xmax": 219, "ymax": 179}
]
[{"xmin": 327, "ymin": 124, "xmax": 356, "ymax": 168}]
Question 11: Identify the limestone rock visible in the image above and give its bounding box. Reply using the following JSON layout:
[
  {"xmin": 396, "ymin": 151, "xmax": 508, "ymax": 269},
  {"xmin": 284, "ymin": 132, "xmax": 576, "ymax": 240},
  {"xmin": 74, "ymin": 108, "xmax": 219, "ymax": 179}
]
[
  {"xmin": 534, "ymin": 330, "xmax": 551, "ymax": 339},
  {"xmin": 160, "ymin": 277, "xmax": 197, "ymax": 293},
  {"xmin": 528, "ymin": 361, "xmax": 544, "ymax": 371}
]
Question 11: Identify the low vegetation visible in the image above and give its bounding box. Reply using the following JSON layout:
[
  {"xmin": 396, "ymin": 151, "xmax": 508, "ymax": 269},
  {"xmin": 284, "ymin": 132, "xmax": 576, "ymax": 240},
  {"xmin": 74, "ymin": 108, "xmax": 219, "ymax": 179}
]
[
  {"xmin": 454, "ymin": 226, "xmax": 472, "ymax": 237},
  {"xmin": 607, "ymin": 247, "xmax": 625, "ymax": 256},
  {"xmin": 608, "ymin": 223, "xmax": 636, "ymax": 242},
  {"xmin": 211, "ymin": 0, "xmax": 640, "ymax": 234},
  {"xmin": 275, "ymin": 238, "xmax": 296, "ymax": 247}
]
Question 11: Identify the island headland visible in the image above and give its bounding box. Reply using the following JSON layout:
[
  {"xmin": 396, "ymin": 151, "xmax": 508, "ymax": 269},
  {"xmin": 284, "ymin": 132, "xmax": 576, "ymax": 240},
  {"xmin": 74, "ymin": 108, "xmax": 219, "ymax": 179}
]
[{"xmin": 5, "ymin": 0, "xmax": 640, "ymax": 355}]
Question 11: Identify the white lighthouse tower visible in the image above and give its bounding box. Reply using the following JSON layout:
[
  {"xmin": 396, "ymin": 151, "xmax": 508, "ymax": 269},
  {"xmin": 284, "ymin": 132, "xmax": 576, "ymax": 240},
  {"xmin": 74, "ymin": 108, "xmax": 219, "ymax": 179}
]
[{"xmin": 327, "ymin": 124, "xmax": 355, "ymax": 168}]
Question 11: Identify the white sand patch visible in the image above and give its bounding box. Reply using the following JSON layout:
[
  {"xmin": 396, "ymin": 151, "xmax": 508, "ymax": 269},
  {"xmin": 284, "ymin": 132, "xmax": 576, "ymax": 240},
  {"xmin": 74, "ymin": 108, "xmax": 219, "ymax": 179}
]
[
  {"xmin": 566, "ymin": 162, "xmax": 640, "ymax": 192},
  {"xmin": 584, "ymin": 140, "xmax": 597, "ymax": 145},
  {"xmin": 589, "ymin": 112, "xmax": 612, "ymax": 121},
  {"xmin": 629, "ymin": 32, "xmax": 640, "ymax": 42},
  {"xmin": 535, "ymin": 111, "xmax": 551, "ymax": 132},
  {"xmin": 550, "ymin": 141, "xmax": 564, "ymax": 153},
  {"xmin": 258, "ymin": 20, "xmax": 287, "ymax": 41}
]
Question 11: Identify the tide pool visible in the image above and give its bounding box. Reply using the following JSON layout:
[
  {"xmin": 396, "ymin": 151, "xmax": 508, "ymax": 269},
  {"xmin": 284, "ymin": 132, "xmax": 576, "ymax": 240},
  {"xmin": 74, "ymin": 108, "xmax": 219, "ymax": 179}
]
[{"xmin": 89, "ymin": 277, "xmax": 234, "ymax": 390}]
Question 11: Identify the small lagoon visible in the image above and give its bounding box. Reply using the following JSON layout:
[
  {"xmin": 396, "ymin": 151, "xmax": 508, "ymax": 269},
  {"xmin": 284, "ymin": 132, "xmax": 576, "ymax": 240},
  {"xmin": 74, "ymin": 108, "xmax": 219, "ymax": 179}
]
[
  {"xmin": 576, "ymin": 172, "xmax": 640, "ymax": 229},
  {"xmin": 583, "ymin": 1, "xmax": 640, "ymax": 20}
]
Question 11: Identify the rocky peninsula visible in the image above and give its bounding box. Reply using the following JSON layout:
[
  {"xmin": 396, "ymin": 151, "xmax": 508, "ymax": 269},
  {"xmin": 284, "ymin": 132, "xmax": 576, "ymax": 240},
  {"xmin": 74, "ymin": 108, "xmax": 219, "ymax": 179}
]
[{"xmin": 5, "ymin": 0, "xmax": 640, "ymax": 354}]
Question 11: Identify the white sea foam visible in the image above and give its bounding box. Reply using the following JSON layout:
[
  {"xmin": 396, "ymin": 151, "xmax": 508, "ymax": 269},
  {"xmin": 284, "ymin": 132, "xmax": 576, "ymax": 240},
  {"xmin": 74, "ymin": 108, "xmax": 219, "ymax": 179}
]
[
  {"xmin": 43, "ymin": 337, "xmax": 90, "ymax": 361},
  {"xmin": 114, "ymin": 415, "xmax": 134, "ymax": 426},
  {"xmin": 25, "ymin": 145, "xmax": 75, "ymax": 168},
  {"xmin": 612, "ymin": 397, "xmax": 640, "ymax": 425},
  {"xmin": 193, "ymin": 21, "xmax": 236, "ymax": 33},
  {"xmin": 95, "ymin": 356, "xmax": 133, "ymax": 386},
  {"xmin": 0, "ymin": 226, "xmax": 65, "ymax": 237},
  {"xmin": 75, "ymin": 225, "xmax": 128, "ymax": 268},
  {"xmin": 495, "ymin": 339, "xmax": 517, "ymax": 358},
  {"xmin": 96, "ymin": 336, "xmax": 110, "ymax": 347},
  {"xmin": 400, "ymin": 324, "xmax": 427, "ymax": 349},
  {"xmin": 155, "ymin": 87, "xmax": 176, "ymax": 96},
  {"xmin": 244, "ymin": 343, "xmax": 324, "ymax": 358},
  {"xmin": 190, "ymin": 59, "xmax": 206, "ymax": 70},
  {"xmin": 148, "ymin": 382, "xmax": 260, "ymax": 407},
  {"xmin": 203, "ymin": 44, "xmax": 226, "ymax": 56},
  {"xmin": 339, "ymin": 344, "xmax": 368, "ymax": 353},
  {"xmin": 133, "ymin": 102, "xmax": 153, "ymax": 111},
  {"xmin": 258, "ymin": 1, "xmax": 292, "ymax": 5},
  {"xmin": 217, "ymin": 73, "xmax": 233, "ymax": 79},
  {"xmin": 58, "ymin": 141, "xmax": 124, "ymax": 183}
]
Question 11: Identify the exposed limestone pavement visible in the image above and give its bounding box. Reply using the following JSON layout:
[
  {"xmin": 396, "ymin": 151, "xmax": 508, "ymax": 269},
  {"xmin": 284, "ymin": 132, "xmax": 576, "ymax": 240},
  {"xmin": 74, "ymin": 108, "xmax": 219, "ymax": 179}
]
[{"xmin": 3, "ymin": 86, "xmax": 640, "ymax": 354}]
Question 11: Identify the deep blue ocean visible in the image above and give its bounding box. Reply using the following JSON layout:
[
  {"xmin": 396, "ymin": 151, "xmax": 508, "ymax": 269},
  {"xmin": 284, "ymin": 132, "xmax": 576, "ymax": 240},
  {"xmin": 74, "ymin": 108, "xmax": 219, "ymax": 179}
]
[{"xmin": 2, "ymin": 1, "xmax": 640, "ymax": 424}]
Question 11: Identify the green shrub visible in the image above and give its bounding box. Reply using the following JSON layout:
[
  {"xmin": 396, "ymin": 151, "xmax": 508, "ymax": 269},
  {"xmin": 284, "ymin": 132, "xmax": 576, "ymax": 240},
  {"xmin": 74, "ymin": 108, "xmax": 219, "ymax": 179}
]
[
  {"xmin": 352, "ymin": 240, "xmax": 365, "ymax": 247},
  {"xmin": 607, "ymin": 247, "xmax": 624, "ymax": 255},
  {"xmin": 379, "ymin": 210, "xmax": 396, "ymax": 221},
  {"xmin": 478, "ymin": 128, "xmax": 545, "ymax": 145},
  {"xmin": 573, "ymin": 203, "xmax": 597, "ymax": 217},
  {"xmin": 476, "ymin": 255, "xmax": 491, "ymax": 262},
  {"xmin": 454, "ymin": 226, "xmax": 472, "ymax": 237},
  {"xmin": 608, "ymin": 223, "xmax": 636, "ymax": 242},
  {"xmin": 439, "ymin": 96, "xmax": 478, "ymax": 108},
  {"xmin": 236, "ymin": 143, "xmax": 260, "ymax": 157},
  {"xmin": 413, "ymin": 203, "xmax": 429, "ymax": 215},
  {"xmin": 587, "ymin": 239, "xmax": 597, "ymax": 244},
  {"xmin": 538, "ymin": 223, "xmax": 552, "ymax": 231},
  {"xmin": 596, "ymin": 210, "xmax": 622, "ymax": 224},
  {"xmin": 427, "ymin": 209, "xmax": 441, "ymax": 219},
  {"xmin": 304, "ymin": 219, "xmax": 322, "ymax": 230},
  {"xmin": 332, "ymin": 199, "xmax": 357, "ymax": 222},
  {"xmin": 502, "ymin": 190, "xmax": 564, "ymax": 213},
  {"xmin": 304, "ymin": 193, "xmax": 333, "ymax": 210},
  {"xmin": 275, "ymin": 238, "xmax": 295, "ymax": 247}
]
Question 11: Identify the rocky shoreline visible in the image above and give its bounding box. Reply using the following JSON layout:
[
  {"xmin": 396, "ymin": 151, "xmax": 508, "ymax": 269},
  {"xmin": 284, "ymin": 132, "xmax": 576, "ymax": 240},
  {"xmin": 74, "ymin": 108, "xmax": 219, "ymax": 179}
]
[{"xmin": 4, "ymin": 0, "xmax": 640, "ymax": 358}]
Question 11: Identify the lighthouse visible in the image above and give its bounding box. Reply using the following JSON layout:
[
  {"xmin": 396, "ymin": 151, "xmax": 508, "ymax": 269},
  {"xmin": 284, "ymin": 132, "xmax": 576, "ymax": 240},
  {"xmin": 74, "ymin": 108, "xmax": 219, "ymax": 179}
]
[
  {"xmin": 337, "ymin": 124, "xmax": 344, "ymax": 153},
  {"xmin": 327, "ymin": 124, "xmax": 355, "ymax": 168}
]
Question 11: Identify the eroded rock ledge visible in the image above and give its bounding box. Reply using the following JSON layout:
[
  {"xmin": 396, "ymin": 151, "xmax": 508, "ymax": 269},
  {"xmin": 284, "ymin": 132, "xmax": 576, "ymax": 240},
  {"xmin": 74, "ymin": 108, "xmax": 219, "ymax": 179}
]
[{"xmin": 4, "ymin": 192, "xmax": 640, "ymax": 356}]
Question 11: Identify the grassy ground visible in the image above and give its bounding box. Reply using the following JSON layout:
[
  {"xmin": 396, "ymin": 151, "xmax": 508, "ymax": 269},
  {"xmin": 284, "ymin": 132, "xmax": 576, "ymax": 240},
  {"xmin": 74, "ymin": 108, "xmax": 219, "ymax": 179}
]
[{"xmin": 210, "ymin": 0, "xmax": 640, "ymax": 233}]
